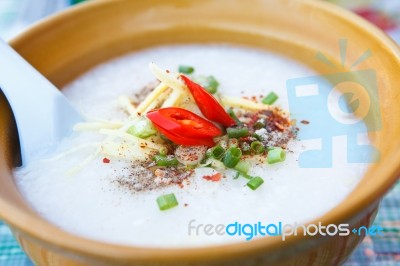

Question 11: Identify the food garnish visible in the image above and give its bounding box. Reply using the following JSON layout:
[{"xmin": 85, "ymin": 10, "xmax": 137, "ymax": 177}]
[
  {"xmin": 178, "ymin": 65, "xmax": 194, "ymax": 74},
  {"xmin": 51, "ymin": 63, "xmax": 296, "ymax": 211},
  {"xmin": 267, "ymin": 147, "xmax": 286, "ymax": 164},
  {"xmin": 262, "ymin": 91, "xmax": 279, "ymax": 105},
  {"xmin": 157, "ymin": 193, "xmax": 179, "ymax": 210},
  {"xmin": 223, "ymin": 147, "xmax": 242, "ymax": 168},
  {"xmin": 234, "ymin": 161, "xmax": 251, "ymax": 174},
  {"xmin": 247, "ymin": 176, "xmax": 264, "ymax": 190},
  {"xmin": 146, "ymin": 107, "xmax": 222, "ymax": 146},
  {"xmin": 180, "ymin": 74, "xmax": 236, "ymax": 127}
]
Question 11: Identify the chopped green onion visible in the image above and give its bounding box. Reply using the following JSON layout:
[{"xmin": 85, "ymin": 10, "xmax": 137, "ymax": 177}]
[
  {"xmin": 153, "ymin": 155, "xmax": 179, "ymax": 167},
  {"xmin": 227, "ymin": 127, "xmax": 249, "ymax": 138},
  {"xmin": 253, "ymin": 119, "xmax": 266, "ymax": 130},
  {"xmin": 234, "ymin": 160, "xmax": 250, "ymax": 174},
  {"xmin": 195, "ymin": 75, "xmax": 219, "ymax": 94},
  {"xmin": 267, "ymin": 148, "xmax": 286, "ymax": 164},
  {"xmin": 247, "ymin": 176, "xmax": 264, "ymax": 190},
  {"xmin": 223, "ymin": 147, "xmax": 242, "ymax": 168},
  {"xmin": 159, "ymin": 146, "xmax": 168, "ymax": 156},
  {"xmin": 211, "ymin": 145, "xmax": 225, "ymax": 160},
  {"xmin": 127, "ymin": 117, "xmax": 157, "ymax": 138},
  {"xmin": 204, "ymin": 76, "xmax": 219, "ymax": 94},
  {"xmin": 227, "ymin": 108, "xmax": 242, "ymax": 126},
  {"xmin": 262, "ymin": 92, "xmax": 279, "ymax": 105},
  {"xmin": 251, "ymin": 141, "xmax": 265, "ymax": 154},
  {"xmin": 156, "ymin": 193, "xmax": 179, "ymax": 210},
  {"xmin": 178, "ymin": 65, "xmax": 194, "ymax": 74}
]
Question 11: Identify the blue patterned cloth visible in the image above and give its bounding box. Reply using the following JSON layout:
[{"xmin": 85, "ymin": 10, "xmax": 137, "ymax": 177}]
[
  {"xmin": 344, "ymin": 182, "xmax": 400, "ymax": 265},
  {"xmin": 0, "ymin": 223, "xmax": 33, "ymax": 266},
  {"xmin": 1, "ymin": 183, "xmax": 399, "ymax": 265},
  {"xmin": 0, "ymin": 0, "xmax": 399, "ymax": 265}
]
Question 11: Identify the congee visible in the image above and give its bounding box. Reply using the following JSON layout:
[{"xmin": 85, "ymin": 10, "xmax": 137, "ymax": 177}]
[{"xmin": 14, "ymin": 45, "xmax": 372, "ymax": 247}]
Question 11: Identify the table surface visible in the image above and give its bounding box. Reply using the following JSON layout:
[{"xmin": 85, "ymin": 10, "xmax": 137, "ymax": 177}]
[{"xmin": 0, "ymin": 1, "xmax": 399, "ymax": 265}]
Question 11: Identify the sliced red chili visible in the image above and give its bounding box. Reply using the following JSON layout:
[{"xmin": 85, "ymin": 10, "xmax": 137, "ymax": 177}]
[
  {"xmin": 180, "ymin": 75, "xmax": 236, "ymax": 127},
  {"xmin": 152, "ymin": 123, "xmax": 215, "ymax": 147},
  {"xmin": 147, "ymin": 107, "xmax": 221, "ymax": 138},
  {"xmin": 147, "ymin": 107, "xmax": 219, "ymax": 147}
]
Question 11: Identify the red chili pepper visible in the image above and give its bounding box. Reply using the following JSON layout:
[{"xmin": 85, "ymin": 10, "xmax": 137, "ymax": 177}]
[
  {"xmin": 147, "ymin": 107, "xmax": 221, "ymax": 138},
  {"xmin": 147, "ymin": 107, "xmax": 220, "ymax": 146},
  {"xmin": 180, "ymin": 75, "xmax": 236, "ymax": 127},
  {"xmin": 203, "ymin": 173, "xmax": 222, "ymax": 182},
  {"xmin": 103, "ymin": 158, "xmax": 110, "ymax": 164},
  {"xmin": 153, "ymin": 123, "xmax": 215, "ymax": 147}
]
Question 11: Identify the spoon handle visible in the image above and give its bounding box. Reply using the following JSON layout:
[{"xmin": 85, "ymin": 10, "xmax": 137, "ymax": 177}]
[{"xmin": 0, "ymin": 39, "xmax": 81, "ymax": 165}]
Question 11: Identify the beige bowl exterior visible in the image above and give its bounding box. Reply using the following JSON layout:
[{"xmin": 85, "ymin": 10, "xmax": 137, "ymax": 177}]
[{"xmin": 0, "ymin": 0, "xmax": 399, "ymax": 265}]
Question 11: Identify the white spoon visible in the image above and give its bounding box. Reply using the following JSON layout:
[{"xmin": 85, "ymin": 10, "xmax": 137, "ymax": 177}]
[{"xmin": 0, "ymin": 39, "xmax": 82, "ymax": 165}]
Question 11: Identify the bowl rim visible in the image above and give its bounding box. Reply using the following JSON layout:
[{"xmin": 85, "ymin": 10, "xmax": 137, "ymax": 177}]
[{"xmin": 2, "ymin": 0, "xmax": 400, "ymax": 262}]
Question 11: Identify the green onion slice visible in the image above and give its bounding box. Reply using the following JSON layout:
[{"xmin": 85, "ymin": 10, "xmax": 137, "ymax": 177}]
[
  {"xmin": 127, "ymin": 117, "xmax": 157, "ymax": 138},
  {"xmin": 223, "ymin": 147, "xmax": 242, "ymax": 168},
  {"xmin": 153, "ymin": 155, "xmax": 179, "ymax": 167},
  {"xmin": 262, "ymin": 92, "xmax": 279, "ymax": 105},
  {"xmin": 234, "ymin": 160, "xmax": 250, "ymax": 174},
  {"xmin": 247, "ymin": 176, "xmax": 264, "ymax": 190},
  {"xmin": 204, "ymin": 76, "xmax": 219, "ymax": 94},
  {"xmin": 211, "ymin": 145, "xmax": 225, "ymax": 160},
  {"xmin": 178, "ymin": 65, "xmax": 195, "ymax": 74},
  {"xmin": 267, "ymin": 148, "xmax": 286, "ymax": 164},
  {"xmin": 251, "ymin": 141, "xmax": 265, "ymax": 154},
  {"xmin": 227, "ymin": 127, "xmax": 249, "ymax": 138},
  {"xmin": 195, "ymin": 75, "xmax": 220, "ymax": 94},
  {"xmin": 156, "ymin": 193, "xmax": 179, "ymax": 210}
]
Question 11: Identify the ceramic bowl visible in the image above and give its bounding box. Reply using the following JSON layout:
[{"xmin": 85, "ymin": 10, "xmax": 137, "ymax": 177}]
[{"xmin": 0, "ymin": 0, "xmax": 400, "ymax": 265}]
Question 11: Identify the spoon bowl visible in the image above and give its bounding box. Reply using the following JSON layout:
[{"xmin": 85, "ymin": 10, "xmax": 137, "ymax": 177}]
[{"xmin": 0, "ymin": 39, "xmax": 82, "ymax": 165}]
